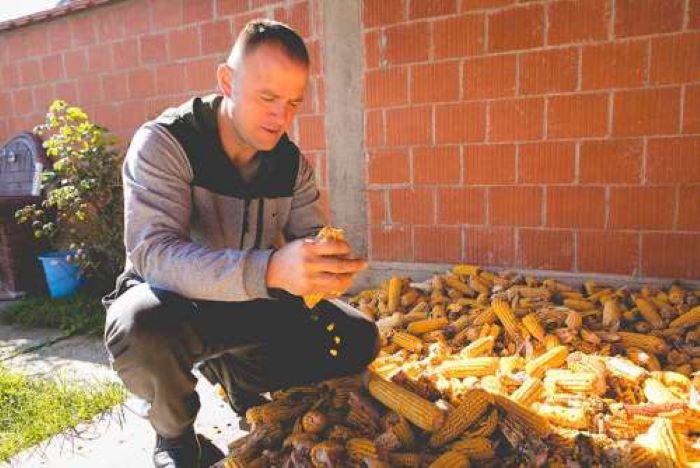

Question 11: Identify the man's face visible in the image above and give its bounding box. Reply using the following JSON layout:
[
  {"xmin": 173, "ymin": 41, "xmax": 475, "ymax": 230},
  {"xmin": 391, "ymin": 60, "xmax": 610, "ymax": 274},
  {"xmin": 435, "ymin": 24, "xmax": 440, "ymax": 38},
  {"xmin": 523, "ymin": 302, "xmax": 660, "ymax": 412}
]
[{"xmin": 228, "ymin": 44, "xmax": 308, "ymax": 152}]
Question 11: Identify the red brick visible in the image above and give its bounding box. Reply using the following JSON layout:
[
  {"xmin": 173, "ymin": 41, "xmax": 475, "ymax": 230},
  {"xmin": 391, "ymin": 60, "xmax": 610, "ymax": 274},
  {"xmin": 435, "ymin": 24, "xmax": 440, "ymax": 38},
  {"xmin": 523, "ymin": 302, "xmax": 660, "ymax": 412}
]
[
  {"xmin": 364, "ymin": 31, "xmax": 381, "ymax": 68},
  {"xmin": 684, "ymin": 85, "xmax": 700, "ymax": 134},
  {"xmin": 12, "ymin": 89, "xmax": 33, "ymax": 115},
  {"xmin": 368, "ymin": 149, "xmax": 410, "ymax": 184},
  {"xmin": 70, "ymin": 13, "xmax": 97, "ymax": 48},
  {"xmin": 97, "ymin": 4, "xmax": 127, "ymax": 42},
  {"xmin": 307, "ymin": 40, "xmax": 322, "ymax": 76},
  {"xmin": 409, "ymin": 0, "xmax": 456, "ymax": 19},
  {"xmin": 18, "ymin": 59, "xmax": 41, "ymax": 86},
  {"xmin": 488, "ymin": 4, "xmax": 543, "ymax": 52},
  {"xmin": 122, "ymin": 1, "xmax": 150, "ymax": 36},
  {"xmin": 650, "ymin": 33, "xmax": 700, "ymax": 85},
  {"xmin": 366, "ymin": 68, "xmax": 408, "ymax": 108},
  {"xmin": 77, "ymin": 76, "xmax": 102, "ymax": 104},
  {"xmin": 1, "ymin": 64, "xmax": 19, "ymax": 88},
  {"xmin": 39, "ymin": 54, "xmax": 62, "ymax": 83},
  {"xmin": 464, "ymin": 226, "xmax": 515, "ymax": 266},
  {"xmin": 366, "ymin": 110, "xmax": 384, "ymax": 148},
  {"xmin": 615, "ymin": 0, "xmax": 684, "ymax": 37},
  {"xmin": 274, "ymin": 2, "xmax": 311, "ymax": 39},
  {"xmin": 183, "ymin": 0, "xmax": 214, "ymax": 24},
  {"xmin": 490, "ymin": 98, "xmax": 543, "ymax": 142},
  {"xmin": 434, "ymin": 14, "xmax": 484, "ymax": 59},
  {"xmin": 437, "ymin": 187, "xmax": 486, "ymax": 224},
  {"xmin": 218, "ymin": 0, "xmax": 251, "ymax": 16},
  {"xmin": 647, "ymin": 137, "xmax": 700, "ymax": 183},
  {"xmin": 368, "ymin": 190, "xmax": 386, "ymax": 224},
  {"xmin": 364, "ymin": 0, "xmax": 405, "ymax": 27},
  {"xmin": 87, "ymin": 43, "xmax": 112, "ymax": 74},
  {"xmin": 297, "ymin": 115, "xmax": 325, "ymax": 151},
  {"xmin": 101, "ymin": 72, "xmax": 129, "ymax": 102},
  {"xmin": 415, "ymin": 226, "xmax": 462, "ymax": 263},
  {"xmin": 678, "ymin": 186, "xmax": 700, "ymax": 231},
  {"xmin": 128, "ymin": 68, "xmax": 156, "ymax": 99},
  {"xmin": 518, "ymin": 228, "xmax": 574, "ymax": 271},
  {"xmin": 390, "ymin": 188, "xmax": 435, "ymax": 224},
  {"xmin": 435, "ymin": 102, "xmax": 486, "ymax": 143},
  {"xmin": 581, "ymin": 41, "xmax": 647, "ymax": 90},
  {"xmin": 547, "ymin": 186, "xmax": 605, "ymax": 228},
  {"xmin": 609, "ymin": 187, "xmax": 675, "ymax": 229},
  {"xmin": 519, "ymin": 142, "xmax": 575, "ymax": 183},
  {"xmin": 156, "ymin": 63, "xmax": 187, "ymax": 96},
  {"xmin": 200, "ymin": 20, "xmax": 232, "ymax": 56},
  {"xmin": 413, "ymin": 146, "xmax": 461, "ymax": 185},
  {"xmin": 54, "ymin": 81, "xmax": 78, "ymax": 105},
  {"xmin": 548, "ymin": 93, "xmax": 608, "ymax": 138},
  {"xmin": 461, "ymin": 0, "xmax": 514, "ymax": 10},
  {"xmin": 370, "ymin": 225, "xmax": 413, "ymax": 261},
  {"xmin": 0, "ymin": 93, "xmax": 11, "ymax": 116},
  {"xmin": 386, "ymin": 106, "xmax": 432, "ymax": 145},
  {"xmin": 642, "ymin": 233, "xmax": 700, "ymax": 279},
  {"xmin": 112, "ymin": 38, "xmax": 139, "ymax": 70},
  {"xmin": 46, "ymin": 21, "xmax": 71, "ymax": 54},
  {"xmin": 169, "ymin": 27, "xmax": 200, "ymax": 60},
  {"xmin": 119, "ymin": 100, "xmax": 147, "ymax": 134},
  {"xmin": 580, "ymin": 139, "xmax": 642, "ymax": 184},
  {"xmin": 140, "ymin": 33, "xmax": 168, "ymax": 64},
  {"xmin": 520, "ymin": 48, "xmax": 578, "ymax": 95},
  {"xmin": 464, "ymin": 144, "xmax": 515, "ymax": 184},
  {"xmin": 691, "ymin": 0, "xmax": 700, "ymax": 28},
  {"xmin": 463, "ymin": 54, "xmax": 516, "ymax": 99},
  {"xmin": 490, "ymin": 186, "xmax": 543, "ymax": 226},
  {"xmin": 547, "ymin": 0, "xmax": 609, "ymax": 45},
  {"xmin": 385, "ymin": 22, "xmax": 430, "ymax": 65},
  {"xmin": 64, "ymin": 50, "xmax": 88, "ymax": 78},
  {"xmin": 411, "ymin": 62, "xmax": 460, "ymax": 103},
  {"xmin": 184, "ymin": 57, "xmax": 219, "ymax": 92},
  {"xmin": 150, "ymin": 0, "xmax": 183, "ymax": 30},
  {"xmin": 613, "ymin": 88, "xmax": 681, "ymax": 136},
  {"xmin": 578, "ymin": 231, "xmax": 639, "ymax": 275}
]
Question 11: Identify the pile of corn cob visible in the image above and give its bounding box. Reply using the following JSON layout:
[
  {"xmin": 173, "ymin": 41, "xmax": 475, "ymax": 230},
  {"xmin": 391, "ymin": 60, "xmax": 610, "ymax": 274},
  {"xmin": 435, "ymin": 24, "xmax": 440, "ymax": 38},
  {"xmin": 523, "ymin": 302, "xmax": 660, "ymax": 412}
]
[{"xmin": 218, "ymin": 265, "xmax": 700, "ymax": 467}]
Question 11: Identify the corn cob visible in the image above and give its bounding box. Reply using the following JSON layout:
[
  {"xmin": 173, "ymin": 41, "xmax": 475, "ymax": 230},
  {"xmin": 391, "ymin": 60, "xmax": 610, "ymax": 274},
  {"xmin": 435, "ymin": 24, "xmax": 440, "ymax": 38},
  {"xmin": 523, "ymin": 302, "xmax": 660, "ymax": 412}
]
[
  {"xmin": 406, "ymin": 317, "xmax": 448, "ymax": 335},
  {"xmin": 488, "ymin": 324, "xmax": 501, "ymax": 339},
  {"xmin": 459, "ymin": 336, "xmax": 495, "ymax": 358},
  {"xmin": 437, "ymin": 357, "xmax": 499, "ymax": 378},
  {"xmin": 522, "ymin": 313, "xmax": 545, "ymax": 342},
  {"xmin": 450, "ymin": 436, "xmax": 495, "ymax": 460},
  {"xmin": 368, "ymin": 373, "xmax": 445, "ymax": 432},
  {"xmin": 533, "ymin": 403, "xmax": 588, "ymax": 430},
  {"xmin": 543, "ymin": 334, "xmax": 561, "ymax": 350},
  {"xmin": 650, "ymin": 371, "xmax": 691, "ymax": 391},
  {"xmin": 469, "ymin": 276, "xmax": 489, "ymax": 295},
  {"xmin": 629, "ymin": 443, "xmax": 658, "ymax": 467},
  {"xmin": 303, "ymin": 226, "xmax": 345, "ymax": 308},
  {"xmin": 643, "ymin": 378, "xmax": 680, "ymax": 404},
  {"xmin": 387, "ymin": 277, "xmax": 403, "ymax": 313},
  {"xmin": 634, "ymin": 297, "xmax": 664, "ymax": 329},
  {"xmin": 429, "ymin": 389, "xmax": 491, "ymax": 447},
  {"xmin": 602, "ymin": 299, "xmax": 622, "ymax": 327},
  {"xmin": 383, "ymin": 412, "xmax": 415, "ymax": 448},
  {"xmin": 346, "ymin": 438, "xmax": 378, "ymax": 461},
  {"xmin": 510, "ymin": 376, "xmax": 545, "ymax": 406},
  {"xmin": 400, "ymin": 289, "xmax": 419, "ymax": 308},
  {"xmin": 452, "ymin": 264, "xmax": 479, "ymax": 277},
  {"xmin": 472, "ymin": 307, "xmax": 495, "ymax": 326},
  {"xmin": 565, "ymin": 310, "xmax": 582, "ymax": 331},
  {"xmin": 479, "ymin": 375, "xmax": 504, "ymax": 394},
  {"xmin": 670, "ymin": 305, "xmax": 700, "ymax": 329},
  {"xmin": 392, "ymin": 331, "xmax": 423, "ymax": 354},
  {"xmin": 637, "ymin": 418, "xmax": 687, "ymax": 468},
  {"xmin": 464, "ymin": 408, "xmax": 499, "ymax": 438},
  {"xmin": 445, "ymin": 275, "xmax": 472, "ymax": 295},
  {"xmin": 525, "ymin": 345, "xmax": 569, "ymax": 379},
  {"xmin": 605, "ymin": 356, "xmax": 648, "ymax": 383},
  {"xmin": 492, "ymin": 393, "xmax": 552, "ymax": 437},
  {"xmin": 388, "ymin": 452, "xmax": 423, "ymax": 468},
  {"xmin": 543, "ymin": 369, "xmax": 606, "ymax": 395},
  {"xmin": 491, "ymin": 299, "xmax": 522, "ymax": 340},
  {"xmin": 618, "ymin": 331, "xmax": 668, "ymax": 354},
  {"xmin": 627, "ymin": 347, "xmax": 662, "ymax": 371},
  {"xmin": 563, "ymin": 298, "xmax": 595, "ymax": 312},
  {"xmin": 428, "ymin": 450, "xmax": 469, "ymax": 468}
]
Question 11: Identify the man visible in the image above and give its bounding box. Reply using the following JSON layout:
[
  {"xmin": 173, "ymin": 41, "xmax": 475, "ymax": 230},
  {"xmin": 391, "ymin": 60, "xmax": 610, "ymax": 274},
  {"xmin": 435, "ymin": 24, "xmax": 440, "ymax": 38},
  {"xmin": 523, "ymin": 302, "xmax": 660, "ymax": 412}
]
[{"xmin": 103, "ymin": 19, "xmax": 379, "ymax": 468}]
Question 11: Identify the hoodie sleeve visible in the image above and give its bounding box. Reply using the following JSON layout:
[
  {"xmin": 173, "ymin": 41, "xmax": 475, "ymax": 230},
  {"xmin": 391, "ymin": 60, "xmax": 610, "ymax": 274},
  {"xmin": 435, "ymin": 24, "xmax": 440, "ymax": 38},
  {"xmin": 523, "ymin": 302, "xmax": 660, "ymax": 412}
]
[
  {"xmin": 123, "ymin": 122, "xmax": 273, "ymax": 301},
  {"xmin": 283, "ymin": 152, "xmax": 327, "ymax": 241}
]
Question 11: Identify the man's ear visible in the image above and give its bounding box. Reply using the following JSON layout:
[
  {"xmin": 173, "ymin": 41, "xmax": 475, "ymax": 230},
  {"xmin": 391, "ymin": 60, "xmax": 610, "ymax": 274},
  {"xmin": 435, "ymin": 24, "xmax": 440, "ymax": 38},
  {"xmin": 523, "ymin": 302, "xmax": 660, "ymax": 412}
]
[{"xmin": 216, "ymin": 63, "xmax": 234, "ymax": 97}]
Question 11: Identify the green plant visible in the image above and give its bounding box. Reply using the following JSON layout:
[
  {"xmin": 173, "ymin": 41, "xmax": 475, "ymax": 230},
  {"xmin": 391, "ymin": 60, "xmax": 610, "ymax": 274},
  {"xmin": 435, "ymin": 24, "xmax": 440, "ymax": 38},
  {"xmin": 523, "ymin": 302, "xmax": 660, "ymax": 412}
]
[{"xmin": 15, "ymin": 100, "xmax": 124, "ymax": 288}]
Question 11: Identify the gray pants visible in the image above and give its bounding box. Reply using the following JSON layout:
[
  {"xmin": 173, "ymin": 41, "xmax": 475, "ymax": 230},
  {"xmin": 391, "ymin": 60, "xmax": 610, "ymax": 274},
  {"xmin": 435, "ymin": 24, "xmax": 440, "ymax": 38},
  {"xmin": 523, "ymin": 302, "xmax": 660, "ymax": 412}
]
[{"xmin": 103, "ymin": 282, "xmax": 380, "ymax": 438}]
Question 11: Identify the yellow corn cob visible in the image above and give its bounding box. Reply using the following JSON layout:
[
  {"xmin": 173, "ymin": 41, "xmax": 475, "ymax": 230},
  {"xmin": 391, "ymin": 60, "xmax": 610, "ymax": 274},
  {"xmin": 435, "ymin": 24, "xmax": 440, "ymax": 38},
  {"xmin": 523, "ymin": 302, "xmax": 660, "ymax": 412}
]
[
  {"xmin": 428, "ymin": 450, "xmax": 469, "ymax": 468},
  {"xmin": 565, "ymin": 310, "xmax": 582, "ymax": 331},
  {"xmin": 492, "ymin": 393, "xmax": 552, "ymax": 436},
  {"xmin": 563, "ymin": 298, "xmax": 595, "ymax": 311},
  {"xmin": 368, "ymin": 373, "xmax": 445, "ymax": 432},
  {"xmin": 464, "ymin": 408, "xmax": 499, "ymax": 438},
  {"xmin": 429, "ymin": 388, "xmax": 491, "ymax": 447},
  {"xmin": 406, "ymin": 317, "xmax": 448, "ymax": 335},
  {"xmin": 533, "ymin": 403, "xmax": 588, "ymax": 429},
  {"xmin": 510, "ymin": 376, "xmax": 545, "ymax": 406},
  {"xmin": 479, "ymin": 375, "xmax": 504, "ymax": 394},
  {"xmin": 618, "ymin": 331, "xmax": 668, "ymax": 354},
  {"xmin": 387, "ymin": 277, "xmax": 403, "ymax": 313},
  {"xmin": 629, "ymin": 443, "xmax": 657, "ymax": 468},
  {"xmin": 245, "ymin": 405, "xmax": 265, "ymax": 426},
  {"xmin": 400, "ymin": 289, "xmax": 419, "ymax": 307},
  {"xmin": 450, "ymin": 436, "xmax": 495, "ymax": 460},
  {"xmin": 643, "ymin": 378, "xmax": 680, "ymax": 404},
  {"xmin": 303, "ymin": 226, "xmax": 345, "ymax": 308},
  {"xmin": 525, "ymin": 345, "xmax": 569, "ymax": 379},
  {"xmin": 637, "ymin": 418, "xmax": 687, "ymax": 468},
  {"xmin": 499, "ymin": 355, "xmax": 525, "ymax": 375},
  {"xmin": 437, "ymin": 357, "xmax": 499, "ymax": 378},
  {"xmin": 459, "ymin": 336, "xmax": 495, "ymax": 358},
  {"xmin": 488, "ymin": 324, "xmax": 501, "ymax": 339},
  {"xmin": 385, "ymin": 413, "xmax": 415, "ymax": 448},
  {"xmin": 670, "ymin": 305, "xmax": 700, "ymax": 329},
  {"xmin": 522, "ymin": 313, "xmax": 545, "ymax": 342},
  {"xmin": 650, "ymin": 371, "xmax": 691, "ymax": 391},
  {"xmin": 472, "ymin": 307, "xmax": 495, "ymax": 326},
  {"xmin": 452, "ymin": 264, "xmax": 480, "ymax": 277},
  {"xmin": 491, "ymin": 299, "xmax": 522, "ymax": 340},
  {"xmin": 543, "ymin": 334, "xmax": 560, "ymax": 350},
  {"xmin": 430, "ymin": 304, "xmax": 446, "ymax": 319},
  {"xmin": 635, "ymin": 297, "xmax": 664, "ymax": 329},
  {"xmin": 627, "ymin": 347, "xmax": 662, "ymax": 371},
  {"xmin": 668, "ymin": 284, "xmax": 685, "ymax": 304},
  {"xmin": 346, "ymin": 438, "xmax": 378, "ymax": 461},
  {"xmin": 449, "ymin": 314, "xmax": 471, "ymax": 334},
  {"xmin": 392, "ymin": 331, "xmax": 423, "ymax": 354},
  {"xmin": 469, "ymin": 276, "xmax": 489, "ymax": 295},
  {"xmin": 223, "ymin": 456, "xmax": 246, "ymax": 468},
  {"xmin": 602, "ymin": 299, "xmax": 622, "ymax": 327},
  {"xmin": 445, "ymin": 275, "xmax": 472, "ymax": 295},
  {"xmin": 543, "ymin": 369, "xmax": 606, "ymax": 395},
  {"xmin": 605, "ymin": 356, "xmax": 647, "ymax": 383},
  {"xmin": 388, "ymin": 453, "xmax": 423, "ymax": 468}
]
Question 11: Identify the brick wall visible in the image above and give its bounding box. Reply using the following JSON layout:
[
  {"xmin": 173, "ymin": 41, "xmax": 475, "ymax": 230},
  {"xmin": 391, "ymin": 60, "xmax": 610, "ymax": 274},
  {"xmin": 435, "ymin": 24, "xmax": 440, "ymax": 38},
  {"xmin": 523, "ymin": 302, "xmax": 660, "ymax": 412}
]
[{"xmin": 364, "ymin": 0, "xmax": 700, "ymax": 280}]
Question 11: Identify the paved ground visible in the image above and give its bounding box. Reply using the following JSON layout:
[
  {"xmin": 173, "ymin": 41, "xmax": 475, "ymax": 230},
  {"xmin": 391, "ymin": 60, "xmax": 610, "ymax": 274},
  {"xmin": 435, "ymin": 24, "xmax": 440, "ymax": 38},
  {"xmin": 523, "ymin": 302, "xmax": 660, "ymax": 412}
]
[{"xmin": 0, "ymin": 319, "xmax": 244, "ymax": 467}]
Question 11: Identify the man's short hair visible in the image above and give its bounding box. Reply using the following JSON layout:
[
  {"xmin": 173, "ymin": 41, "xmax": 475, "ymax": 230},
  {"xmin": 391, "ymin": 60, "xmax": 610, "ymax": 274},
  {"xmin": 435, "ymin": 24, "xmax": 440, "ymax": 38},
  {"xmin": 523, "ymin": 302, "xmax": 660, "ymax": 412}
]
[{"xmin": 227, "ymin": 19, "xmax": 309, "ymax": 68}]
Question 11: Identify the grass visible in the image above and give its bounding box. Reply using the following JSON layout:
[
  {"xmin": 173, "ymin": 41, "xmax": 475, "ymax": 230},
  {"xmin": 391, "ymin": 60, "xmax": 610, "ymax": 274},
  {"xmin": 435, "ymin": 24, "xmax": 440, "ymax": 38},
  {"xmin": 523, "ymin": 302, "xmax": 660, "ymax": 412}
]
[
  {"xmin": 0, "ymin": 366, "xmax": 125, "ymax": 462},
  {"xmin": 0, "ymin": 290, "xmax": 106, "ymax": 336}
]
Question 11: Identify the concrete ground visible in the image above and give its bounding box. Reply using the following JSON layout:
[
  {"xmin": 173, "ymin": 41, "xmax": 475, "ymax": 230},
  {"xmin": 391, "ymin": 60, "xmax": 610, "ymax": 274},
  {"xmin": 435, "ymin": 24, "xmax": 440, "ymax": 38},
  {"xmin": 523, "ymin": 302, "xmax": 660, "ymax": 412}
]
[{"xmin": 0, "ymin": 319, "xmax": 244, "ymax": 468}]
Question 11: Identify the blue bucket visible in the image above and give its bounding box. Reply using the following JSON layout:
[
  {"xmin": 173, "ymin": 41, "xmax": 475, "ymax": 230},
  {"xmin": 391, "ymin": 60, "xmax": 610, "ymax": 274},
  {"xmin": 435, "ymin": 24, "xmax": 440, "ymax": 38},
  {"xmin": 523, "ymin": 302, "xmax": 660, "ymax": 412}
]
[{"xmin": 37, "ymin": 251, "xmax": 84, "ymax": 298}]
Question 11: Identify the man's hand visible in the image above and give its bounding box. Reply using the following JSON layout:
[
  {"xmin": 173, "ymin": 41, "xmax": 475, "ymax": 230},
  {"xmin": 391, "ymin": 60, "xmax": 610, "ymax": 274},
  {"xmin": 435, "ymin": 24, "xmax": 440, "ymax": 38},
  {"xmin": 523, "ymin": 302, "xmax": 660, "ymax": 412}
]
[{"xmin": 266, "ymin": 237, "xmax": 367, "ymax": 296}]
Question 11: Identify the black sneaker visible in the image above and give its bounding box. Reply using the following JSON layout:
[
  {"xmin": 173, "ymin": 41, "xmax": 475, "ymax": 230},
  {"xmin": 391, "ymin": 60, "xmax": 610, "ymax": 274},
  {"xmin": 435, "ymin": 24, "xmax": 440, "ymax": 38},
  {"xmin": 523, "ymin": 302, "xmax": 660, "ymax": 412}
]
[
  {"xmin": 197, "ymin": 434, "xmax": 225, "ymax": 467},
  {"xmin": 153, "ymin": 427, "xmax": 201, "ymax": 468}
]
